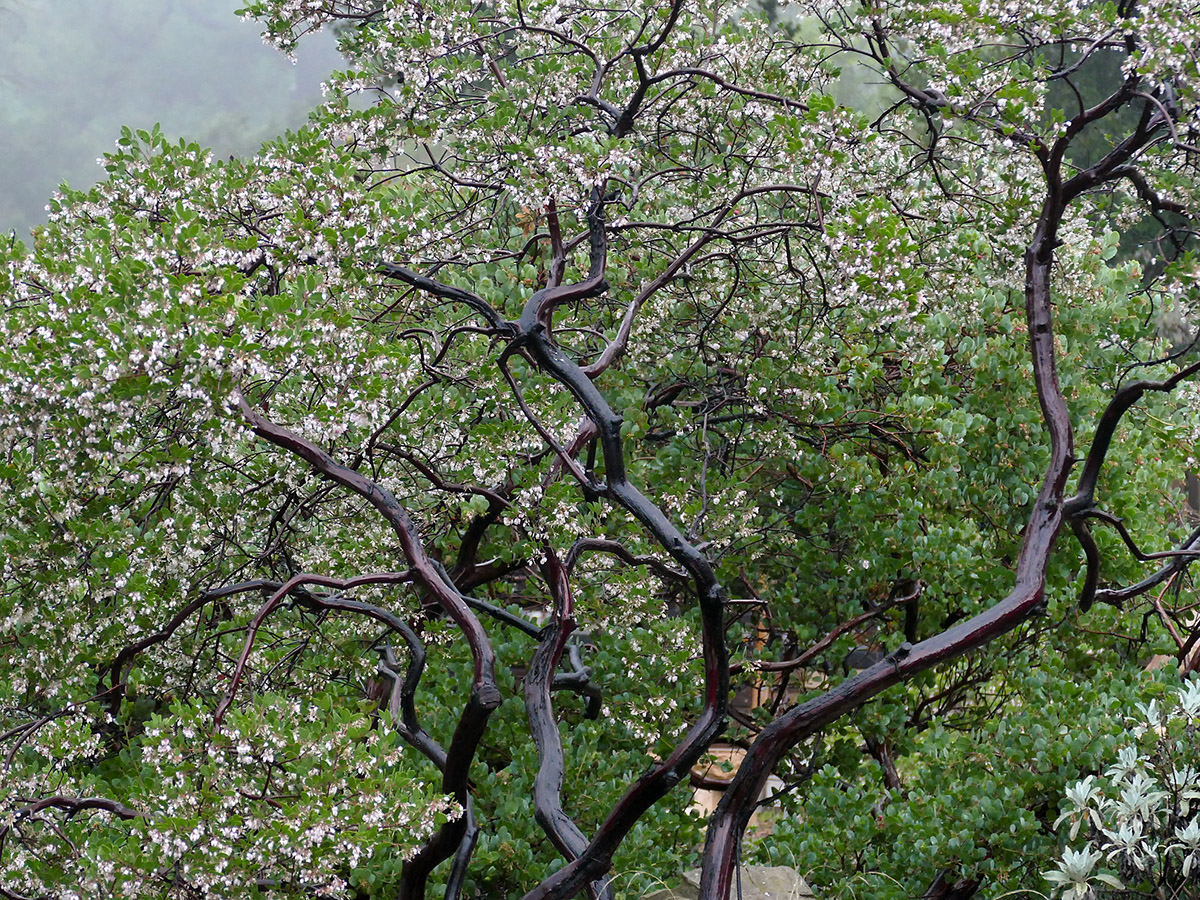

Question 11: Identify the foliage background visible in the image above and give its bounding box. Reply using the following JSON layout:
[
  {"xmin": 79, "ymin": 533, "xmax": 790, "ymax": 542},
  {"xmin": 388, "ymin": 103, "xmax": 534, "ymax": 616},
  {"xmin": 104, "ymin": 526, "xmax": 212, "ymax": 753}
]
[{"xmin": 1, "ymin": 1, "xmax": 1199, "ymax": 899}]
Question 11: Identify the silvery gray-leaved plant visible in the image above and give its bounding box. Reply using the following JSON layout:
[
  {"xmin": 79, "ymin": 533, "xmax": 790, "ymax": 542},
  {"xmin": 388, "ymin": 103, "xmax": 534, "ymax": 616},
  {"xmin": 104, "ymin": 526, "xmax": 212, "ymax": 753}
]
[{"xmin": 1049, "ymin": 680, "xmax": 1200, "ymax": 898}]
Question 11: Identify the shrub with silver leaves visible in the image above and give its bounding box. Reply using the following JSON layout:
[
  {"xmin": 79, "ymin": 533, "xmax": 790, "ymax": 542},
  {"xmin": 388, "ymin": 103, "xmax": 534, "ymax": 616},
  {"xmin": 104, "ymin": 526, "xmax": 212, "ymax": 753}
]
[{"xmin": 1047, "ymin": 679, "xmax": 1200, "ymax": 899}]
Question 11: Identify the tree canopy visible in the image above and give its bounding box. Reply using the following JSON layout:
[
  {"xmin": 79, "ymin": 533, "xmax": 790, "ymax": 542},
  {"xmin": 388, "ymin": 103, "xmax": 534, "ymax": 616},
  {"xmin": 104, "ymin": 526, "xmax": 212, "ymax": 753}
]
[{"xmin": 2, "ymin": 0, "xmax": 1200, "ymax": 898}]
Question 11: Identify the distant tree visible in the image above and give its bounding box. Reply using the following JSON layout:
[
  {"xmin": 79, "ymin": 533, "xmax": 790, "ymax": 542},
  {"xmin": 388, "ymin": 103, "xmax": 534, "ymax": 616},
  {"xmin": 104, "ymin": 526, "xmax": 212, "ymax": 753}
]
[
  {"xmin": 0, "ymin": 0, "xmax": 336, "ymax": 235},
  {"xmin": 2, "ymin": 1, "xmax": 1200, "ymax": 899}
]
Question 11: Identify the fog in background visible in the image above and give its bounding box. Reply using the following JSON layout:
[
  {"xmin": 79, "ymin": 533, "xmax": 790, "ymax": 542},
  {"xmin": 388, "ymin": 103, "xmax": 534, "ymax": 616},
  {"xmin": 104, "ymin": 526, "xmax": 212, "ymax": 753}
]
[{"xmin": 0, "ymin": 0, "xmax": 341, "ymax": 239}]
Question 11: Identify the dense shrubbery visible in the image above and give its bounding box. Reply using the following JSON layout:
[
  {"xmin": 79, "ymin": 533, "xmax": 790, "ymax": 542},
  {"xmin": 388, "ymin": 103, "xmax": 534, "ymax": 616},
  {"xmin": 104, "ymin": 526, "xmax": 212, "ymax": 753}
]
[{"xmin": 2, "ymin": 1, "xmax": 1200, "ymax": 898}]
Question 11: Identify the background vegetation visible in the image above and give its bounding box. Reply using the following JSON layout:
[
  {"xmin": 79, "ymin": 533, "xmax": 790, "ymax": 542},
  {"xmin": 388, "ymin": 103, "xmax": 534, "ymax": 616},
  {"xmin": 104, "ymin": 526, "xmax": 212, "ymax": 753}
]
[{"xmin": 1, "ymin": 1, "xmax": 1199, "ymax": 899}]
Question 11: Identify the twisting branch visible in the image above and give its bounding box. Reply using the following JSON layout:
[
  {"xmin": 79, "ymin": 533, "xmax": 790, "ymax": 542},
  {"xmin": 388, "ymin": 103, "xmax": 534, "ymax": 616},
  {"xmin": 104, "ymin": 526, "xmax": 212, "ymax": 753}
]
[
  {"xmin": 107, "ymin": 579, "xmax": 306, "ymax": 701},
  {"xmin": 564, "ymin": 536, "xmax": 686, "ymax": 582},
  {"xmin": 431, "ymin": 558, "xmax": 544, "ymax": 639},
  {"xmin": 730, "ymin": 581, "xmax": 924, "ymax": 676},
  {"xmin": 215, "ymin": 571, "xmax": 415, "ymax": 727},
  {"xmin": 1062, "ymin": 358, "xmax": 1200, "ymax": 610},
  {"xmin": 1071, "ymin": 517, "xmax": 1107, "ymax": 611},
  {"xmin": 543, "ymin": 418, "xmax": 599, "ymax": 490},
  {"xmin": 236, "ymin": 394, "xmax": 500, "ymax": 692},
  {"xmin": 1081, "ymin": 508, "xmax": 1200, "ymax": 562},
  {"xmin": 234, "ymin": 394, "xmax": 502, "ymax": 900},
  {"xmin": 1109, "ymin": 165, "xmax": 1189, "ymax": 215},
  {"xmin": 241, "ymin": 588, "xmax": 449, "ymax": 774},
  {"xmin": 525, "ymin": 549, "xmax": 613, "ymax": 900},
  {"xmin": 1092, "ymin": 526, "xmax": 1200, "ymax": 608},
  {"xmin": 646, "ymin": 67, "xmax": 807, "ymax": 113},
  {"xmin": 1046, "ymin": 26, "xmax": 1123, "ymax": 81},
  {"xmin": 499, "ymin": 348, "xmax": 606, "ymax": 493},
  {"xmin": 374, "ymin": 445, "xmax": 520, "ymax": 586},
  {"xmin": 1065, "ymin": 358, "xmax": 1200, "ymax": 517},
  {"xmin": 583, "ymin": 184, "xmax": 812, "ymax": 379},
  {"xmin": 378, "ymin": 446, "xmax": 511, "ymax": 511},
  {"xmin": 1149, "ymin": 575, "xmax": 1187, "ymax": 651},
  {"xmin": 524, "ymin": 190, "xmax": 610, "ymax": 331},
  {"xmin": 379, "ymin": 262, "xmax": 514, "ymax": 332},
  {"xmin": 2, "ymin": 689, "xmax": 120, "ymax": 772},
  {"xmin": 376, "ymin": 642, "xmax": 445, "ymax": 770},
  {"xmin": 1060, "ymin": 99, "xmax": 1157, "ymax": 203},
  {"xmin": 8, "ymin": 795, "xmax": 144, "ymax": 821},
  {"xmin": 374, "ymin": 642, "xmax": 482, "ymax": 900},
  {"xmin": 553, "ymin": 642, "xmax": 603, "ymax": 720},
  {"xmin": 699, "ymin": 108, "xmax": 1085, "ymax": 898},
  {"xmin": 516, "ymin": 177, "xmax": 730, "ymax": 900}
]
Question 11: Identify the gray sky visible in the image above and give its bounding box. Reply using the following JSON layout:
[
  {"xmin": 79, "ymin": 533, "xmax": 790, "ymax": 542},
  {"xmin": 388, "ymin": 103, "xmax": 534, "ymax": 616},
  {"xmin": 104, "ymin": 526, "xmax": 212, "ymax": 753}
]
[{"xmin": 1, "ymin": 0, "xmax": 341, "ymax": 239}]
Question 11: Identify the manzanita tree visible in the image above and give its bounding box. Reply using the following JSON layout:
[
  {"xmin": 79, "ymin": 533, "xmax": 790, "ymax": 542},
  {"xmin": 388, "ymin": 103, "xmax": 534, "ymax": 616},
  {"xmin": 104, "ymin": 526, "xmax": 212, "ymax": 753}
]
[{"xmin": 3, "ymin": 0, "xmax": 1200, "ymax": 898}]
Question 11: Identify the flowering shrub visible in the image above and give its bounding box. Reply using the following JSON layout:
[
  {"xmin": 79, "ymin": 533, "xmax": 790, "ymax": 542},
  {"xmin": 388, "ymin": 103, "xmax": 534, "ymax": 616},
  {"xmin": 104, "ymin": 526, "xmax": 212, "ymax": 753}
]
[
  {"xmin": 4, "ymin": 0, "xmax": 1200, "ymax": 898},
  {"xmin": 1048, "ymin": 680, "xmax": 1200, "ymax": 899}
]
